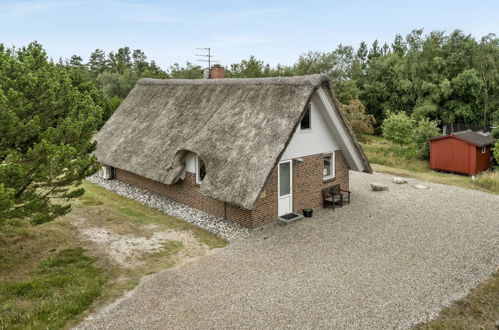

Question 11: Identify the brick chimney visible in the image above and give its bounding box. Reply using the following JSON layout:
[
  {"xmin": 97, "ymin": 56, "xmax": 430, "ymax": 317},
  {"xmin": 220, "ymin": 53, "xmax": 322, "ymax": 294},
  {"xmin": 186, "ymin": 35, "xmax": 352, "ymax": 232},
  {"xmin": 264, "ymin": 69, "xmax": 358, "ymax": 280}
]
[{"xmin": 209, "ymin": 66, "xmax": 225, "ymax": 79}]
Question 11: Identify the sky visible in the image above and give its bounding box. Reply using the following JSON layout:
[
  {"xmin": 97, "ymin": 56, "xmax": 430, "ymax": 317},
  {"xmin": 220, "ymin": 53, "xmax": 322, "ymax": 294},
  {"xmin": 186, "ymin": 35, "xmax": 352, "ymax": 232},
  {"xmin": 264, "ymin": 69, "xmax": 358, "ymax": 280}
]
[{"xmin": 1, "ymin": 0, "xmax": 498, "ymax": 69}]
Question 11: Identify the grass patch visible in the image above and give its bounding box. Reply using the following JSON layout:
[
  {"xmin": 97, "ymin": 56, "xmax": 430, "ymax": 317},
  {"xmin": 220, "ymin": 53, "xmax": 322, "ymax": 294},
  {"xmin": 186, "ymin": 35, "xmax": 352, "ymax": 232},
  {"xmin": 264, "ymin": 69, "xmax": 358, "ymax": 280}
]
[
  {"xmin": 362, "ymin": 135, "xmax": 432, "ymax": 173},
  {"xmin": 78, "ymin": 182, "xmax": 229, "ymax": 249},
  {"xmin": 0, "ymin": 248, "xmax": 105, "ymax": 330},
  {"xmin": 0, "ymin": 180, "xmax": 227, "ymax": 329},
  {"xmin": 362, "ymin": 136, "xmax": 499, "ymax": 194},
  {"xmin": 142, "ymin": 240, "xmax": 184, "ymax": 270},
  {"xmin": 415, "ymin": 271, "xmax": 499, "ymax": 329},
  {"xmin": 475, "ymin": 170, "xmax": 499, "ymax": 192}
]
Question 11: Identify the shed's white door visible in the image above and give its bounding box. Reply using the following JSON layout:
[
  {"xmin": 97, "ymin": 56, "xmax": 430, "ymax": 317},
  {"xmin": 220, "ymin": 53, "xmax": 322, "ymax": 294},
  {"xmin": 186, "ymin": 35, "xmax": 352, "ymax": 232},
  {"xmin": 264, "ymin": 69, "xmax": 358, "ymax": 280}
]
[{"xmin": 278, "ymin": 160, "xmax": 293, "ymax": 216}]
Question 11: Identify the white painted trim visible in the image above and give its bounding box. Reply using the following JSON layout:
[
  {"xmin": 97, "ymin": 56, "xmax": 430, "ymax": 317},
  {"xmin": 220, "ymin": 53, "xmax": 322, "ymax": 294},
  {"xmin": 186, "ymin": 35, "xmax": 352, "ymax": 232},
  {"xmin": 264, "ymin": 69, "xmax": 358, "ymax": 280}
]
[
  {"xmin": 195, "ymin": 155, "xmax": 203, "ymax": 184},
  {"xmin": 323, "ymin": 152, "xmax": 335, "ymax": 180},
  {"xmin": 317, "ymin": 88, "xmax": 364, "ymax": 172},
  {"xmin": 277, "ymin": 159, "xmax": 293, "ymax": 216}
]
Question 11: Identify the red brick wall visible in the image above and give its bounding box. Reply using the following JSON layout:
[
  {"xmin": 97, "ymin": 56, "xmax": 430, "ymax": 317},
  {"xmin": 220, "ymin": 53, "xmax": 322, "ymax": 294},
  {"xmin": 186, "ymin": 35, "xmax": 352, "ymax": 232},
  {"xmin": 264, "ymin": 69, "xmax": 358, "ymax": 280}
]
[
  {"xmin": 249, "ymin": 168, "xmax": 278, "ymax": 228},
  {"xmin": 292, "ymin": 150, "xmax": 349, "ymax": 212},
  {"xmin": 111, "ymin": 150, "xmax": 349, "ymax": 229},
  {"xmin": 115, "ymin": 169, "xmax": 253, "ymax": 225},
  {"xmin": 209, "ymin": 66, "xmax": 225, "ymax": 79}
]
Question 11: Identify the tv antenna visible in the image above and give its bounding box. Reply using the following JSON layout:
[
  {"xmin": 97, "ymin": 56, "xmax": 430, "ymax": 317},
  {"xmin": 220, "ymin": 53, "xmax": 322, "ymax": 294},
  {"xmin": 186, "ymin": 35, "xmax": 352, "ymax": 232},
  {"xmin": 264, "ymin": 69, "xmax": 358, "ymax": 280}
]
[{"xmin": 195, "ymin": 47, "xmax": 219, "ymax": 70}]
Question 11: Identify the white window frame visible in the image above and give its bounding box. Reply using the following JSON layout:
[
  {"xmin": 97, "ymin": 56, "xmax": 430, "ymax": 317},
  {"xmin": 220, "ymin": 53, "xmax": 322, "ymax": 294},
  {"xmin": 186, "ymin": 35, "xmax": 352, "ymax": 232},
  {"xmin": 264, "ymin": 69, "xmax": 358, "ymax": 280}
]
[
  {"xmin": 300, "ymin": 104, "xmax": 312, "ymax": 132},
  {"xmin": 481, "ymin": 146, "xmax": 486, "ymax": 153},
  {"xmin": 195, "ymin": 155, "xmax": 205, "ymax": 184},
  {"xmin": 323, "ymin": 152, "xmax": 335, "ymax": 181}
]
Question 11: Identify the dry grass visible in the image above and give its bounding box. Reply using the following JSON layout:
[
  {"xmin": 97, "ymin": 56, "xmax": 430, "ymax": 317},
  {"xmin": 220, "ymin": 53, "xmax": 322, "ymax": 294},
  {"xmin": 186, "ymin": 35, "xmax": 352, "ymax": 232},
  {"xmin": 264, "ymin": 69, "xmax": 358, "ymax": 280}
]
[
  {"xmin": 362, "ymin": 136, "xmax": 499, "ymax": 195},
  {"xmin": 415, "ymin": 271, "xmax": 499, "ymax": 329},
  {"xmin": 0, "ymin": 181, "xmax": 227, "ymax": 329},
  {"xmin": 475, "ymin": 170, "xmax": 499, "ymax": 192}
]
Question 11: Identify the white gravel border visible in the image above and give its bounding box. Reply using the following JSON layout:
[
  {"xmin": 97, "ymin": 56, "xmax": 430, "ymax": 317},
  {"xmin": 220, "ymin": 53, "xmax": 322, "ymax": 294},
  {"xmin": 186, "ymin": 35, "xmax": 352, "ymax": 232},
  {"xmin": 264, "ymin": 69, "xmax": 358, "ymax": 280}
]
[{"xmin": 86, "ymin": 175, "xmax": 250, "ymax": 241}]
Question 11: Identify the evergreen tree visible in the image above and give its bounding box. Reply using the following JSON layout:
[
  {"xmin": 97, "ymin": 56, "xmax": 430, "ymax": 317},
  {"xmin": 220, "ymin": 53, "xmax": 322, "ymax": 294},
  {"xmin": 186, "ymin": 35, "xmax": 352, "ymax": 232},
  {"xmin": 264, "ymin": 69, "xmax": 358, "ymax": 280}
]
[
  {"xmin": 0, "ymin": 42, "xmax": 102, "ymax": 225},
  {"xmin": 88, "ymin": 49, "xmax": 108, "ymax": 75},
  {"xmin": 392, "ymin": 34, "xmax": 406, "ymax": 56},
  {"xmin": 356, "ymin": 41, "xmax": 368, "ymax": 70},
  {"xmin": 368, "ymin": 40, "xmax": 381, "ymax": 61}
]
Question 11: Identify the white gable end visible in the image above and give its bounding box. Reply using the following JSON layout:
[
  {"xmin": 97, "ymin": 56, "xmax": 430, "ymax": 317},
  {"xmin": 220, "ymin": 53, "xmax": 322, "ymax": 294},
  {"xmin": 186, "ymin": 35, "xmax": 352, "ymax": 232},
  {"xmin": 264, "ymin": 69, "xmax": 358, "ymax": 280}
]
[
  {"xmin": 187, "ymin": 87, "xmax": 368, "ymax": 175},
  {"xmin": 280, "ymin": 92, "xmax": 339, "ymax": 161}
]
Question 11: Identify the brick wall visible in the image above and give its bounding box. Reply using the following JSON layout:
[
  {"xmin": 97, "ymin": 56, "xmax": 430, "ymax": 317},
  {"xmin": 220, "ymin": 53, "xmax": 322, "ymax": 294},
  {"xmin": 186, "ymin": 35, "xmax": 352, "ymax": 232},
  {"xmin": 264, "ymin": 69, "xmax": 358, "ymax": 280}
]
[
  {"xmin": 292, "ymin": 150, "xmax": 349, "ymax": 212},
  {"xmin": 115, "ymin": 169, "xmax": 253, "ymax": 225},
  {"xmin": 249, "ymin": 168, "xmax": 278, "ymax": 228},
  {"xmin": 245, "ymin": 150, "xmax": 349, "ymax": 227},
  {"xmin": 111, "ymin": 150, "xmax": 349, "ymax": 229}
]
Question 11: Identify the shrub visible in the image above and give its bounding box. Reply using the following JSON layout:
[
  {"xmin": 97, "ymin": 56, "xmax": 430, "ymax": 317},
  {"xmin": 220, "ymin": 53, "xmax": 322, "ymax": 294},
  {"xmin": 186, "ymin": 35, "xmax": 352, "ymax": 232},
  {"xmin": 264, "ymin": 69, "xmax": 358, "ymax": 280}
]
[
  {"xmin": 491, "ymin": 126, "xmax": 499, "ymax": 139},
  {"xmin": 341, "ymin": 99, "xmax": 376, "ymax": 141},
  {"xmin": 382, "ymin": 111, "xmax": 414, "ymax": 147},
  {"xmin": 494, "ymin": 142, "xmax": 499, "ymax": 164},
  {"xmin": 412, "ymin": 118, "xmax": 441, "ymax": 159}
]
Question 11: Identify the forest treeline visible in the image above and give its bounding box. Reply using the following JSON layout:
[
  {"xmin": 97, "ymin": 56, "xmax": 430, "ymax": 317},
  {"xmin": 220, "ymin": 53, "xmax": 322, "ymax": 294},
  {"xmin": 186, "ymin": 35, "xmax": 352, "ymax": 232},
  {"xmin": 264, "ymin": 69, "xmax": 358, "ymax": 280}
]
[
  {"xmin": 63, "ymin": 29, "xmax": 498, "ymax": 131},
  {"xmin": 1, "ymin": 28, "xmax": 498, "ymax": 224}
]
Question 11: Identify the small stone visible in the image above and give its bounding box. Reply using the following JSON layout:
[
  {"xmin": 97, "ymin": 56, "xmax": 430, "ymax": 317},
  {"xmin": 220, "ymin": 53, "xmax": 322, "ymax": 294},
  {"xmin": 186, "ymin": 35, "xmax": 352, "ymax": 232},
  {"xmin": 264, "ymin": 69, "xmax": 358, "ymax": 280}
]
[
  {"xmin": 413, "ymin": 184, "xmax": 429, "ymax": 190},
  {"xmin": 392, "ymin": 177, "xmax": 408, "ymax": 184},
  {"xmin": 370, "ymin": 183, "xmax": 389, "ymax": 191}
]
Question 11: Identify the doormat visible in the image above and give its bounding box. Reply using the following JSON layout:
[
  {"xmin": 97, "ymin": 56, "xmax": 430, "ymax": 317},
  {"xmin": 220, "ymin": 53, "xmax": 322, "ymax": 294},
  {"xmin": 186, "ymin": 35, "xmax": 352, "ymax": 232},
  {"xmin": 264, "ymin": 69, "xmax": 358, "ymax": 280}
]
[{"xmin": 278, "ymin": 212, "xmax": 304, "ymax": 224}]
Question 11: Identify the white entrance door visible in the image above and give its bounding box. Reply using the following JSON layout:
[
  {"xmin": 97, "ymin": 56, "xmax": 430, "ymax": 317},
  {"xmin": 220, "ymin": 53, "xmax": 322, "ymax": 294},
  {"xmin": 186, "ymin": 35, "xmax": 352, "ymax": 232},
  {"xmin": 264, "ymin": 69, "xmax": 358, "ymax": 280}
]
[{"xmin": 278, "ymin": 160, "xmax": 293, "ymax": 216}]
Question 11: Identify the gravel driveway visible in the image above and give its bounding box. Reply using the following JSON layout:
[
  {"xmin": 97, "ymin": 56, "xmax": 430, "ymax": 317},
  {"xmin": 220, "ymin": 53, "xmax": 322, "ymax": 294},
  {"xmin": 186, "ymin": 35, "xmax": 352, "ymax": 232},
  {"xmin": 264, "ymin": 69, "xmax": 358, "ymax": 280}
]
[{"xmin": 77, "ymin": 171, "xmax": 499, "ymax": 329}]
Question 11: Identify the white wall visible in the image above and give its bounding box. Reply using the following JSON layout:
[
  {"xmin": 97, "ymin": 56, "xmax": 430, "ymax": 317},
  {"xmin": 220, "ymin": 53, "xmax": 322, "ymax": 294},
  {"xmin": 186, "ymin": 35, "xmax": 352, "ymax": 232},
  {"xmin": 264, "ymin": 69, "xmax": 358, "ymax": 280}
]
[
  {"xmin": 185, "ymin": 91, "xmax": 340, "ymax": 173},
  {"xmin": 185, "ymin": 151, "xmax": 196, "ymax": 173},
  {"xmin": 280, "ymin": 93, "xmax": 338, "ymax": 161}
]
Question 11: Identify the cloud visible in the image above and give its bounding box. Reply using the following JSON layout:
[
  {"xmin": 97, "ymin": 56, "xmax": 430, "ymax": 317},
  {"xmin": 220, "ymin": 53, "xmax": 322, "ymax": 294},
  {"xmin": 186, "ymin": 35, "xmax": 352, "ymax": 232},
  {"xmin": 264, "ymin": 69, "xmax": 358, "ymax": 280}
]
[
  {"xmin": 119, "ymin": 12, "xmax": 178, "ymax": 23},
  {"xmin": 0, "ymin": 1, "xmax": 82, "ymax": 17}
]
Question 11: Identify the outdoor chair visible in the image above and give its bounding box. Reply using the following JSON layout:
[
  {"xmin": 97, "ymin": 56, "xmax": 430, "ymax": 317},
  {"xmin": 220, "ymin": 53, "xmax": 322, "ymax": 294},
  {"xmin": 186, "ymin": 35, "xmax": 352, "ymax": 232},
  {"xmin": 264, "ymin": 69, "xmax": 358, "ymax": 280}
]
[{"xmin": 322, "ymin": 184, "xmax": 351, "ymax": 210}]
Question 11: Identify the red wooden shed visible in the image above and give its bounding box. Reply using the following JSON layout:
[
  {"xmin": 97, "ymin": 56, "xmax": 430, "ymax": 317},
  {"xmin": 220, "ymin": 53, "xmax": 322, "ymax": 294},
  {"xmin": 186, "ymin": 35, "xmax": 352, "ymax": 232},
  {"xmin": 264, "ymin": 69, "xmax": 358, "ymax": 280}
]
[{"xmin": 428, "ymin": 130, "xmax": 495, "ymax": 175}]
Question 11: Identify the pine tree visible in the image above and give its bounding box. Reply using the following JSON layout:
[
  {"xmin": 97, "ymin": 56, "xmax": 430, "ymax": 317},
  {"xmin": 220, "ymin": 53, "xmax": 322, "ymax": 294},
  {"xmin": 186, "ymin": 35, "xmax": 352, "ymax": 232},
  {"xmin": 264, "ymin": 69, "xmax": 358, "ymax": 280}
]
[
  {"xmin": 88, "ymin": 49, "xmax": 108, "ymax": 75},
  {"xmin": 0, "ymin": 42, "xmax": 102, "ymax": 225}
]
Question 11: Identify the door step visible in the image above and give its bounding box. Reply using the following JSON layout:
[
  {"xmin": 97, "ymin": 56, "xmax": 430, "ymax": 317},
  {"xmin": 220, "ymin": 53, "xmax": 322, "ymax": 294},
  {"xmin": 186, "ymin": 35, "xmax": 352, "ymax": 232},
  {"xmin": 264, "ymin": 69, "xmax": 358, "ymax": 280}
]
[{"xmin": 278, "ymin": 212, "xmax": 304, "ymax": 225}]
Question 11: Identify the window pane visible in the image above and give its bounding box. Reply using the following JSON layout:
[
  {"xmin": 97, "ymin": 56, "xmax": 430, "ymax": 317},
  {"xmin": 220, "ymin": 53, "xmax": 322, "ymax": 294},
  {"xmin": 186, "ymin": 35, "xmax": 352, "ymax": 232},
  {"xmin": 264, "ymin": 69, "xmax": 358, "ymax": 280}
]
[
  {"xmin": 279, "ymin": 162, "xmax": 291, "ymax": 196},
  {"xmin": 198, "ymin": 157, "xmax": 206, "ymax": 182},
  {"xmin": 300, "ymin": 105, "xmax": 311, "ymax": 130},
  {"xmin": 323, "ymin": 155, "xmax": 332, "ymax": 178}
]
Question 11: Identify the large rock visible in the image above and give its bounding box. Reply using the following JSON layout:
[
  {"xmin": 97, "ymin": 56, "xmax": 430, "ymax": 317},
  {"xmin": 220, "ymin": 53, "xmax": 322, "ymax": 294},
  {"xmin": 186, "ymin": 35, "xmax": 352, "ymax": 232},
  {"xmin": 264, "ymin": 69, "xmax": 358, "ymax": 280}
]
[
  {"xmin": 370, "ymin": 183, "xmax": 389, "ymax": 191},
  {"xmin": 413, "ymin": 184, "xmax": 429, "ymax": 190},
  {"xmin": 392, "ymin": 177, "xmax": 408, "ymax": 184}
]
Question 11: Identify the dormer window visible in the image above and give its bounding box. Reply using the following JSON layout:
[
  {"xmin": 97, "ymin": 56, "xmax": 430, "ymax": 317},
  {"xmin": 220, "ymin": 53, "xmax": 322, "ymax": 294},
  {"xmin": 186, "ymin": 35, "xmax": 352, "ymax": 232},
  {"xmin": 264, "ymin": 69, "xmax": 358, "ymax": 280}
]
[
  {"xmin": 300, "ymin": 104, "xmax": 311, "ymax": 130},
  {"xmin": 196, "ymin": 155, "xmax": 206, "ymax": 184}
]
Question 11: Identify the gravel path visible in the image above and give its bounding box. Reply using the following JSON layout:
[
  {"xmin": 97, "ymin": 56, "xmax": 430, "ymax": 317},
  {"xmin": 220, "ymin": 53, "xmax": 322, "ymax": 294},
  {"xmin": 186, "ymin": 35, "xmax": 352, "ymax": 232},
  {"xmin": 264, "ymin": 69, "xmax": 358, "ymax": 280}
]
[
  {"xmin": 79, "ymin": 171, "xmax": 499, "ymax": 329},
  {"xmin": 87, "ymin": 175, "xmax": 250, "ymax": 241}
]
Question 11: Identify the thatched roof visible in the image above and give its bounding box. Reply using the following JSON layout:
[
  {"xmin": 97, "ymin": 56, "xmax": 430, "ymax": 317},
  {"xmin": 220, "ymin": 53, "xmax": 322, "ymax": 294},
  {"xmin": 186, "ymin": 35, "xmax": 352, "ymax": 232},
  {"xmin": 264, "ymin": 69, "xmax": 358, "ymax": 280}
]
[{"xmin": 94, "ymin": 75, "xmax": 371, "ymax": 210}]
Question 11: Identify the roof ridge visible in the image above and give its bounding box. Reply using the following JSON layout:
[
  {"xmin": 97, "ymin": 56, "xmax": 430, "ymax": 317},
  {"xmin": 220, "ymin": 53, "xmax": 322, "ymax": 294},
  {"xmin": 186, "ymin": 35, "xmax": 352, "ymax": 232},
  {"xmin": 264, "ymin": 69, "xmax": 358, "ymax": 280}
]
[{"xmin": 137, "ymin": 74, "xmax": 330, "ymax": 87}]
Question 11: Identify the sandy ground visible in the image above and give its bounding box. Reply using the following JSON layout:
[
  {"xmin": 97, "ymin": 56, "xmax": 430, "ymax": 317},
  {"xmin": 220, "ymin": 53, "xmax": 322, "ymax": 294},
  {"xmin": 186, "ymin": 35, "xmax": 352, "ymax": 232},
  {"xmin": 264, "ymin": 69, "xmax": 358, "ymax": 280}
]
[
  {"xmin": 75, "ymin": 171, "xmax": 499, "ymax": 329},
  {"xmin": 71, "ymin": 219, "xmax": 209, "ymax": 269}
]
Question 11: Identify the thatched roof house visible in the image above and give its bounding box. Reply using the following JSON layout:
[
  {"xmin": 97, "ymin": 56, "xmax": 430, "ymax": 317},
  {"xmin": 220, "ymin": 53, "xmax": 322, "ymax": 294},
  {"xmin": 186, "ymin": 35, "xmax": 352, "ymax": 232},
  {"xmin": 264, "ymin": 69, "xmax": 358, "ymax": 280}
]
[{"xmin": 95, "ymin": 74, "xmax": 371, "ymax": 228}]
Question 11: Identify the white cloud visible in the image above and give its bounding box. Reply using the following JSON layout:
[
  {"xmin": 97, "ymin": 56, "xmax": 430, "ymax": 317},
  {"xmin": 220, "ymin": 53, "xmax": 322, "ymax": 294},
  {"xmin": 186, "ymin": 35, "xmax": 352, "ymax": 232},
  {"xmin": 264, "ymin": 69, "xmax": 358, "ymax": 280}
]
[{"xmin": 0, "ymin": 1, "xmax": 82, "ymax": 17}]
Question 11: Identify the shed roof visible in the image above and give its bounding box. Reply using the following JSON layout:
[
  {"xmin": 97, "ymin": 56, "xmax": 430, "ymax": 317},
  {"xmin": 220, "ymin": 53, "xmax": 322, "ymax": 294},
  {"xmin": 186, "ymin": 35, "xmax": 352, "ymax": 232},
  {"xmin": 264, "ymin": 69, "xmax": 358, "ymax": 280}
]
[
  {"xmin": 94, "ymin": 75, "xmax": 371, "ymax": 210},
  {"xmin": 429, "ymin": 130, "xmax": 496, "ymax": 147}
]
